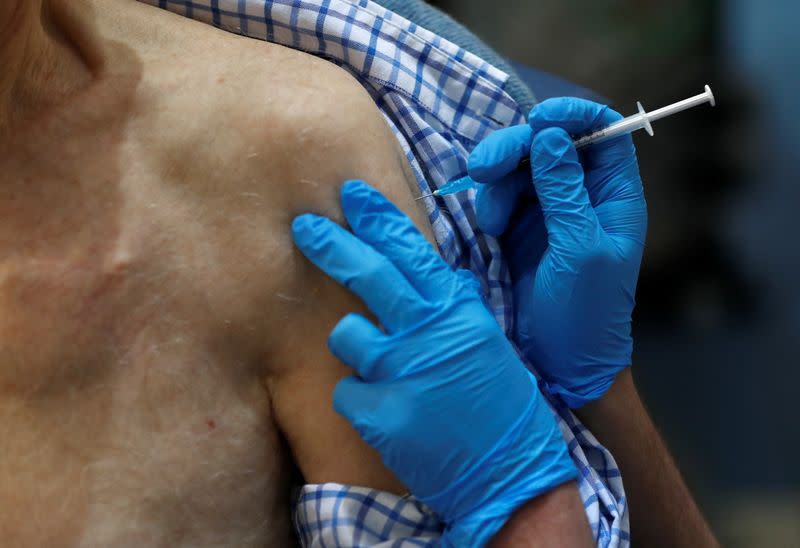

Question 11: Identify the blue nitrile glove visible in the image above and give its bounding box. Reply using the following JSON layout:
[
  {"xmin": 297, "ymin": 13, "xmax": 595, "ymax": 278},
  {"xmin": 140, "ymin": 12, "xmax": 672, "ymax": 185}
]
[
  {"xmin": 469, "ymin": 98, "xmax": 648, "ymax": 408},
  {"xmin": 292, "ymin": 180, "xmax": 577, "ymax": 548}
]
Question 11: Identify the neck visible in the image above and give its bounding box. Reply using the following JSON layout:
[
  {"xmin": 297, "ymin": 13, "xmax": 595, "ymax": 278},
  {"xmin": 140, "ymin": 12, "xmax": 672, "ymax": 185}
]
[{"xmin": 0, "ymin": 0, "xmax": 94, "ymax": 133}]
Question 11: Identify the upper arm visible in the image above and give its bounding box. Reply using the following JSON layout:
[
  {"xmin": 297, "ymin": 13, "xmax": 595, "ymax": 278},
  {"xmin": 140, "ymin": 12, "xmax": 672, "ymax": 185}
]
[{"xmin": 247, "ymin": 57, "xmax": 430, "ymax": 492}]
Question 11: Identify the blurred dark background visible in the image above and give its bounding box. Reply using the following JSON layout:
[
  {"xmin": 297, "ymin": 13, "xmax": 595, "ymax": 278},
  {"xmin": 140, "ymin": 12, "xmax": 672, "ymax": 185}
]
[{"xmin": 428, "ymin": 0, "xmax": 799, "ymax": 545}]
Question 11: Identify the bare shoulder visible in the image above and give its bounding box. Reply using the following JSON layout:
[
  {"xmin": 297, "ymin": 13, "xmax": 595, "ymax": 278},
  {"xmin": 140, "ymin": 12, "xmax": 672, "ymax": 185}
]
[
  {"xmin": 154, "ymin": 12, "xmax": 434, "ymax": 491},
  {"xmin": 101, "ymin": 2, "xmax": 430, "ymax": 492},
  {"xmin": 221, "ymin": 44, "xmax": 429, "ymax": 245},
  {"xmin": 119, "ymin": 1, "xmax": 416, "ymax": 210}
]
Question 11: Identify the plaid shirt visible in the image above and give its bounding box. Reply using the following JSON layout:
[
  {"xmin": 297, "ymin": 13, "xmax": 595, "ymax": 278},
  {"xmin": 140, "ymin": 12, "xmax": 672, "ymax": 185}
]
[{"xmin": 142, "ymin": 1, "xmax": 630, "ymax": 545}]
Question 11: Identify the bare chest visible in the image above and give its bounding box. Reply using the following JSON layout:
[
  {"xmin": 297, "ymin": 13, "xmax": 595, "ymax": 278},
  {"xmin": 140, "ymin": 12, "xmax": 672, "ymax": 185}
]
[{"xmin": 0, "ymin": 94, "xmax": 294, "ymax": 546}]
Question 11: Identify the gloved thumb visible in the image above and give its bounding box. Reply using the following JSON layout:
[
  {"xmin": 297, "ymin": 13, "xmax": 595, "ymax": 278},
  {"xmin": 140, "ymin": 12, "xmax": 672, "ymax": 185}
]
[{"xmin": 531, "ymin": 127, "xmax": 600, "ymax": 259}]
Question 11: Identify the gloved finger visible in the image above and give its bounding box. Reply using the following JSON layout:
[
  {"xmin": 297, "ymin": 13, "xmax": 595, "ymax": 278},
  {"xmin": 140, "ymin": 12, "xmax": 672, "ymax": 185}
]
[
  {"xmin": 332, "ymin": 376, "xmax": 383, "ymax": 439},
  {"xmin": 594, "ymin": 195, "xmax": 648, "ymax": 248},
  {"xmin": 500, "ymin": 192, "xmax": 548, "ymax": 283},
  {"xmin": 454, "ymin": 268, "xmax": 482, "ymax": 294},
  {"xmin": 475, "ymin": 169, "xmax": 529, "ymax": 236},
  {"xmin": 292, "ymin": 213, "xmax": 424, "ymax": 331},
  {"xmin": 528, "ymin": 97, "xmax": 634, "ymax": 161},
  {"xmin": 467, "ymin": 124, "xmax": 533, "ymax": 183},
  {"xmin": 340, "ymin": 180, "xmax": 456, "ymax": 302},
  {"xmin": 530, "ymin": 97, "xmax": 644, "ymax": 219},
  {"xmin": 531, "ymin": 127, "xmax": 601, "ymax": 256},
  {"xmin": 328, "ymin": 313, "xmax": 390, "ymax": 382}
]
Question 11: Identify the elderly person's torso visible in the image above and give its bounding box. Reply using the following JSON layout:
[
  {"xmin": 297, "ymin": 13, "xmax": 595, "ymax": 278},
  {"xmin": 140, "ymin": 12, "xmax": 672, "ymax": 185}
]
[{"xmin": 0, "ymin": 0, "xmax": 425, "ymax": 545}]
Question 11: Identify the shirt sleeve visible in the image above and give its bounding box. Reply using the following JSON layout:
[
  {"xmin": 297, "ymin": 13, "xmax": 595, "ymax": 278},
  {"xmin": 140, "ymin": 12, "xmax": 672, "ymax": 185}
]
[{"xmin": 293, "ymin": 483, "xmax": 444, "ymax": 547}]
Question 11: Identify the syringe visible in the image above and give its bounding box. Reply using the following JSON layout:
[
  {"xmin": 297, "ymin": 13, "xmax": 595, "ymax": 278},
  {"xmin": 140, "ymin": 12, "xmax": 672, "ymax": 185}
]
[{"xmin": 416, "ymin": 85, "xmax": 715, "ymax": 201}]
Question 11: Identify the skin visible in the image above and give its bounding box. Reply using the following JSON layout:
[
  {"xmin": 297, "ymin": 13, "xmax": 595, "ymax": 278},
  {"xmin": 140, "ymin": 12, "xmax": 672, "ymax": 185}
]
[
  {"xmin": 578, "ymin": 369, "xmax": 720, "ymax": 547},
  {"xmin": 0, "ymin": 0, "xmax": 592, "ymax": 545},
  {"xmin": 492, "ymin": 483, "xmax": 593, "ymax": 548},
  {"xmin": 493, "ymin": 370, "xmax": 720, "ymax": 546},
  {"xmin": 1, "ymin": 0, "xmax": 420, "ymax": 544}
]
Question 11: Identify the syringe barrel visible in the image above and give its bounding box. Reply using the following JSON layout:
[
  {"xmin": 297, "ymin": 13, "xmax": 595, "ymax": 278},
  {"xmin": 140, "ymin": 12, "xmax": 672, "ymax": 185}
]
[{"xmin": 573, "ymin": 113, "xmax": 647, "ymax": 148}]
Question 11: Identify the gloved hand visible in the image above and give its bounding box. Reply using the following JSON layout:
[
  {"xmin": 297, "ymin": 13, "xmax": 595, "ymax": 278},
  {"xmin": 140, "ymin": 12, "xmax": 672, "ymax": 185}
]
[
  {"xmin": 292, "ymin": 180, "xmax": 577, "ymax": 548},
  {"xmin": 469, "ymin": 98, "xmax": 647, "ymax": 408}
]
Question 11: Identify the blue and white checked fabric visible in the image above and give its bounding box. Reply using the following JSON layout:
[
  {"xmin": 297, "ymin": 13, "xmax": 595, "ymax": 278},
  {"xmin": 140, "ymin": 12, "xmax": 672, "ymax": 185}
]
[
  {"xmin": 141, "ymin": 1, "xmax": 630, "ymax": 545},
  {"xmin": 292, "ymin": 484, "xmax": 444, "ymax": 547}
]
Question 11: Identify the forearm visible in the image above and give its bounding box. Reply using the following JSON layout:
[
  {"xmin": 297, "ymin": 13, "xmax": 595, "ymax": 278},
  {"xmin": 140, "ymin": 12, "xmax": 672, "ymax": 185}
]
[
  {"xmin": 578, "ymin": 369, "xmax": 719, "ymax": 547},
  {"xmin": 491, "ymin": 482, "xmax": 594, "ymax": 548}
]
